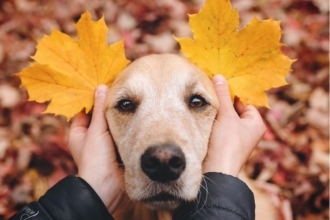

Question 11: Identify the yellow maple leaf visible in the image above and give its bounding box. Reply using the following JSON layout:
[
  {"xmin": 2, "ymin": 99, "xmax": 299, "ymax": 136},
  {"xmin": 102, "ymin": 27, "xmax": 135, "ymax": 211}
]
[
  {"xmin": 17, "ymin": 11, "xmax": 130, "ymax": 120},
  {"xmin": 176, "ymin": 0, "xmax": 295, "ymax": 107}
]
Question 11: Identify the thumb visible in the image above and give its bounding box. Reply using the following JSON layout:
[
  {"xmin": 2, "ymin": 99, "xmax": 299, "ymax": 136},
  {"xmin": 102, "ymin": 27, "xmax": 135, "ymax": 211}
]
[
  {"xmin": 212, "ymin": 75, "xmax": 235, "ymax": 117},
  {"xmin": 89, "ymin": 85, "xmax": 109, "ymax": 133}
]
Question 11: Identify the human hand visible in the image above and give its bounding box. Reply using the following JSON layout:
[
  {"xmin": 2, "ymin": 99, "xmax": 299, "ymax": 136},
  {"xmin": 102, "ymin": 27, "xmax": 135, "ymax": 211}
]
[
  {"xmin": 67, "ymin": 85, "xmax": 125, "ymax": 214},
  {"xmin": 203, "ymin": 75, "xmax": 266, "ymax": 177}
]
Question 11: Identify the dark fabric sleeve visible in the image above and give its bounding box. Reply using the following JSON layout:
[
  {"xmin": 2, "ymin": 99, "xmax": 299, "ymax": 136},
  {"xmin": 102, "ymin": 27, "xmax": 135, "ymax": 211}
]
[
  {"xmin": 173, "ymin": 172, "xmax": 255, "ymax": 220},
  {"xmin": 8, "ymin": 175, "xmax": 114, "ymax": 220}
]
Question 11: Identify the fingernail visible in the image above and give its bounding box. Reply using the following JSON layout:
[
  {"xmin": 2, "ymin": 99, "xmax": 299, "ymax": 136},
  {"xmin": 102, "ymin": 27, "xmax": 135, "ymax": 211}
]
[
  {"xmin": 96, "ymin": 85, "xmax": 109, "ymax": 97},
  {"xmin": 213, "ymin": 75, "xmax": 226, "ymax": 85}
]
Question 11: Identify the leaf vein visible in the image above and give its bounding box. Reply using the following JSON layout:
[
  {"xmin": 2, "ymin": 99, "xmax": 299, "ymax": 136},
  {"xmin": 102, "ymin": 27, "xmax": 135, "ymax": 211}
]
[
  {"xmin": 41, "ymin": 44, "xmax": 95, "ymax": 88},
  {"xmin": 21, "ymin": 75, "xmax": 91, "ymax": 91}
]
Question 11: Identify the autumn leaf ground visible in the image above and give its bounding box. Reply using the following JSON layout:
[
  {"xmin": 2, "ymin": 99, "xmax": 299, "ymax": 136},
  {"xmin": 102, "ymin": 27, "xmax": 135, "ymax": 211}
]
[{"xmin": 0, "ymin": 0, "xmax": 328, "ymax": 219}]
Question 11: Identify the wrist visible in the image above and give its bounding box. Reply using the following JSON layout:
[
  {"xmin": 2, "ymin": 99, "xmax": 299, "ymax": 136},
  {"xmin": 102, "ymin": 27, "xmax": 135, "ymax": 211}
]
[
  {"xmin": 202, "ymin": 161, "xmax": 240, "ymax": 177},
  {"xmin": 79, "ymin": 173, "xmax": 125, "ymax": 214}
]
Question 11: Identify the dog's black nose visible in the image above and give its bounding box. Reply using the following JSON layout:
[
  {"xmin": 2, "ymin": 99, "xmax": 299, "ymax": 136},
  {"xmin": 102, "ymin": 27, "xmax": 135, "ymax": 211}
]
[{"xmin": 141, "ymin": 144, "xmax": 186, "ymax": 183}]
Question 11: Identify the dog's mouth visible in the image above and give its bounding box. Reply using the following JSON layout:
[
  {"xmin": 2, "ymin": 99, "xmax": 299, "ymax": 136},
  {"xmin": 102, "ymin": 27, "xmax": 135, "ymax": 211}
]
[
  {"xmin": 141, "ymin": 192, "xmax": 183, "ymax": 209},
  {"xmin": 143, "ymin": 192, "xmax": 177, "ymax": 202}
]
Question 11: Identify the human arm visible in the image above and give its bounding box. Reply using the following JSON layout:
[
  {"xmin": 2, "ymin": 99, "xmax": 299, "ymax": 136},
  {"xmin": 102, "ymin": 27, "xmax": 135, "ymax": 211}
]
[
  {"xmin": 8, "ymin": 175, "xmax": 115, "ymax": 220},
  {"xmin": 9, "ymin": 85, "xmax": 124, "ymax": 220},
  {"xmin": 203, "ymin": 74, "xmax": 266, "ymax": 176},
  {"xmin": 67, "ymin": 85, "xmax": 125, "ymax": 213},
  {"xmin": 173, "ymin": 172, "xmax": 255, "ymax": 220}
]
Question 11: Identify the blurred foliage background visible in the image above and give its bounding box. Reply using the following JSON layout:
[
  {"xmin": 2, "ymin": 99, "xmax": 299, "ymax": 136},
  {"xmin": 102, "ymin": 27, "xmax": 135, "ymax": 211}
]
[{"xmin": 0, "ymin": 0, "xmax": 328, "ymax": 219}]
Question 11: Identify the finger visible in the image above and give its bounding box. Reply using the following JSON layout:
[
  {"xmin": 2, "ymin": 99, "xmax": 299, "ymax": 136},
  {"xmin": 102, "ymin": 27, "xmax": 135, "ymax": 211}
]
[
  {"xmin": 71, "ymin": 112, "xmax": 89, "ymax": 130},
  {"xmin": 68, "ymin": 112, "xmax": 89, "ymax": 161},
  {"xmin": 212, "ymin": 75, "xmax": 235, "ymax": 117},
  {"xmin": 241, "ymin": 105, "xmax": 266, "ymax": 132},
  {"xmin": 69, "ymin": 112, "xmax": 89, "ymax": 135},
  {"xmin": 89, "ymin": 85, "xmax": 109, "ymax": 133},
  {"xmin": 233, "ymin": 97, "xmax": 263, "ymax": 120},
  {"xmin": 239, "ymin": 104, "xmax": 260, "ymax": 119},
  {"xmin": 234, "ymin": 97, "xmax": 245, "ymax": 116}
]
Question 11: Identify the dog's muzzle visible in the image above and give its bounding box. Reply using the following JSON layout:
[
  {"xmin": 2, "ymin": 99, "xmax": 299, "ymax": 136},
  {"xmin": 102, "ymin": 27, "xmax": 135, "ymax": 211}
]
[{"xmin": 141, "ymin": 144, "xmax": 186, "ymax": 183}]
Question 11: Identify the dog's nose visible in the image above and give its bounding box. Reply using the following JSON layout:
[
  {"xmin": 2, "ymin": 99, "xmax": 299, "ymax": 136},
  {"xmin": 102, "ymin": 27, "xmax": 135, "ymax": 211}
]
[{"xmin": 141, "ymin": 144, "xmax": 186, "ymax": 183}]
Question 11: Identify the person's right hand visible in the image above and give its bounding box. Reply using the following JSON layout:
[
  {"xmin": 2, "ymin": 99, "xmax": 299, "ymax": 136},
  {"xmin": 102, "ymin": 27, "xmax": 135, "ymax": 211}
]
[
  {"xmin": 203, "ymin": 75, "xmax": 266, "ymax": 177},
  {"xmin": 67, "ymin": 85, "xmax": 125, "ymax": 214}
]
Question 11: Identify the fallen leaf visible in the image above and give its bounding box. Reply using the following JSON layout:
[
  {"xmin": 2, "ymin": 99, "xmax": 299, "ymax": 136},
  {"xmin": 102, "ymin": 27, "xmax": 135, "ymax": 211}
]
[
  {"xmin": 17, "ymin": 11, "xmax": 130, "ymax": 120},
  {"xmin": 0, "ymin": 84, "xmax": 21, "ymax": 108},
  {"xmin": 176, "ymin": 0, "xmax": 295, "ymax": 107}
]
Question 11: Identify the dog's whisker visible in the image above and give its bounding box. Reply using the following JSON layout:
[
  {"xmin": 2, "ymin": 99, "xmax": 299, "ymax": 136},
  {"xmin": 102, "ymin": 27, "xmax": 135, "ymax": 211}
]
[
  {"xmin": 202, "ymin": 175, "xmax": 219, "ymax": 188},
  {"xmin": 189, "ymin": 175, "xmax": 210, "ymax": 217},
  {"xmin": 174, "ymin": 175, "xmax": 212, "ymax": 219}
]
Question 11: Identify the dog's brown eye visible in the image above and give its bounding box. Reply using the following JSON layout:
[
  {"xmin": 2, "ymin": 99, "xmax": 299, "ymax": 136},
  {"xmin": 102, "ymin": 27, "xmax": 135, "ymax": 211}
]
[
  {"xmin": 189, "ymin": 95, "xmax": 208, "ymax": 109},
  {"xmin": 117, "ymin": 99, "xmax": 136, "ymax": 112}
]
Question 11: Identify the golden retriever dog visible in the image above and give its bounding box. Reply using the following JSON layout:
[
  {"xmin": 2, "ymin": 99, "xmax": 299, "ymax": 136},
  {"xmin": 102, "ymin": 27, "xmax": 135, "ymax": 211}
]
[{"xmin": 105, "ymin": 54, "xmax": 276, "ymax": 220}]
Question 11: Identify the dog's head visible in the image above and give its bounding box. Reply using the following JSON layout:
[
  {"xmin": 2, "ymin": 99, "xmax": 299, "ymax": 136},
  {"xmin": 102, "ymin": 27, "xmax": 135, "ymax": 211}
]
[{"xmin": 105, "ymin": 54, "xmax": 219, "ymax": 210}]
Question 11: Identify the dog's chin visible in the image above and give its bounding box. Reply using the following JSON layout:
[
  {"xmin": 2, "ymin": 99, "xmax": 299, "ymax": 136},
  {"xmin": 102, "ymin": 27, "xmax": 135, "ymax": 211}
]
[{"xmin": 141, "ymin": 193, "xmax": 182, "ymax": 210}]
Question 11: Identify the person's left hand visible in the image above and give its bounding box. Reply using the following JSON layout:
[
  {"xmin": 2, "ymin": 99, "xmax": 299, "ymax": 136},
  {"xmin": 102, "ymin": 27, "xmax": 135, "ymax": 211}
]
[
  {"xmin": 67, "ymin": 85, "xmax": 125, "ymax": 214},
  {"xmin": 203, "ymin": 75, "xmax": 266, "ymax": 177}
]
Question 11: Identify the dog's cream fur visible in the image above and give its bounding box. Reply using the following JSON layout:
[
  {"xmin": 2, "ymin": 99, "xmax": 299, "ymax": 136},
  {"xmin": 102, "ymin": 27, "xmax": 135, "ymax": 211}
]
[{"xmin": 105, "ymin": 54, "xmax": 276, "ymax": 220}]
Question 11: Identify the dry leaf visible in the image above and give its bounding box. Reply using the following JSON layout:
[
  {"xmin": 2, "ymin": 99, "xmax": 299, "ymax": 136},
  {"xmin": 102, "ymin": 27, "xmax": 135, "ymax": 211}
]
[
  {"xmin": 176, "ymin": 0, "xmax": 295, "ymax": 107},
  {"xmin": 17, "ymin": 12, "xmax": 130, "ymax": 120}
]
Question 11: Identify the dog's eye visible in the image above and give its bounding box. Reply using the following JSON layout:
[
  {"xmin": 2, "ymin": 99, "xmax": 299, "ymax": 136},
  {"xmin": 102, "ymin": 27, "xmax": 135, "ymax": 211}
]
[
  {"xmin": 188, "ymin": 95, "xmax": 208, "ymax": 109},
  {"xmin": 117, "ymin": 99, "xmax": 136, "ymax": 112}
]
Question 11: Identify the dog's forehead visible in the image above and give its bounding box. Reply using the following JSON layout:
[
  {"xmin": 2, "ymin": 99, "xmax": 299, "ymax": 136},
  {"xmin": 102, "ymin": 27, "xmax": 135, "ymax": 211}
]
[
  {"xmin": 107, "ymin": 54, "xmax": 219, "ymax": 110},
  {"xmin": 118, "ymin": 54, "xmax": 208, "ymax": 90}
]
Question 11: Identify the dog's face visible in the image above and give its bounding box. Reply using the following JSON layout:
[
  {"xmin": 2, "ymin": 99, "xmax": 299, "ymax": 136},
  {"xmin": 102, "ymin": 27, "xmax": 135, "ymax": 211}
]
[{"xmin": 105, "ymin": 54, "xmax": 219, "ymax": 210}]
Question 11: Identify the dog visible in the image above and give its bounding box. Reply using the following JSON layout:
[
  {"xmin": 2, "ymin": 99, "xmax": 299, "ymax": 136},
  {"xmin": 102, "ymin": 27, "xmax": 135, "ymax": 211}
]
[{"xmin": 105, "ymin": 54, "xmax": 276, "ymax": 220}]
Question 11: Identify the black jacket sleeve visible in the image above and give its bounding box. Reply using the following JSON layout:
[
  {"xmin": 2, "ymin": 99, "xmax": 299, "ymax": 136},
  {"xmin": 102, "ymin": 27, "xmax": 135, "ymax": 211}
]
[
  {"xmin": 173, "ymin": 172, "xmax": 255, "ymax": 220},
  {"xmin": 10, "ymin": 173, "xmax": 254, "ymax": 220},
  {"xmin": 8, "ymin": 175, "xmax": 114, "ymax": 220}
]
